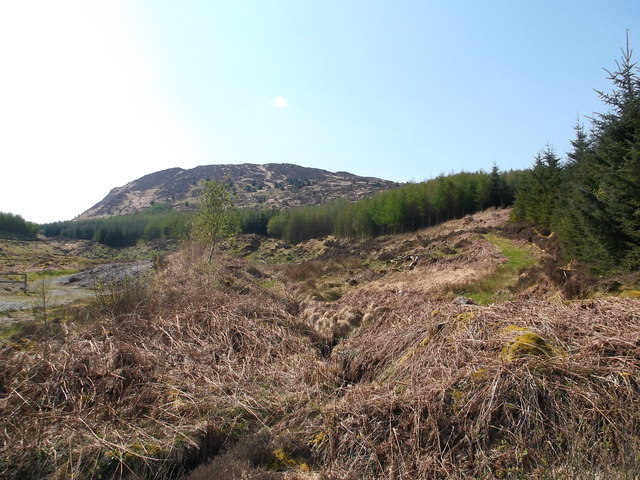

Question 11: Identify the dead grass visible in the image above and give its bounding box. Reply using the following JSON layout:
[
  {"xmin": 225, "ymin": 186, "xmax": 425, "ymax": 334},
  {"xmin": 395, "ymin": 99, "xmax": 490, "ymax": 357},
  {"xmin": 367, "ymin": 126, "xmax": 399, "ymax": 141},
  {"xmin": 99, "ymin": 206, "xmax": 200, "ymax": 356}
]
[
  {"xmin": 321, "ymin": 297, "xmax": 640, "ymax": 479},
  {"xmin": 2, "ymin": 210, "xmax": 640, "ymax": 479},
  {"xmin": 0, "ymin": 247, "xmax": 326, "ymax": 479}
]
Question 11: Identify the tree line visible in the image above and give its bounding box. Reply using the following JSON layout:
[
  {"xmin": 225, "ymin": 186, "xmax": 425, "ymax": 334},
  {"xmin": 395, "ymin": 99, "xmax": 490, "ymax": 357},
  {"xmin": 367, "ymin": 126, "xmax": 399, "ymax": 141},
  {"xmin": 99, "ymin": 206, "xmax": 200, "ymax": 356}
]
[
  {"xmin": 36, "ymin": 168, "xmax": 522, "ymax": 248},
  {"xmin": 0, "ymin": 212, "xmax": 39, "ymax": 239},
  {"xmin": 512, "ymin": 43, "xmax": 640, "ymax": 273},
  {"xmin": 41, "ymin": 203, "xmax": 191, "ymax": 248},
  {"xmin": 40, "ymin": 203, "xmax": 276, "ymax": 248},
  {"xmin": 266, "ymin": 168, "xmax": 523, "ymax": 243}
]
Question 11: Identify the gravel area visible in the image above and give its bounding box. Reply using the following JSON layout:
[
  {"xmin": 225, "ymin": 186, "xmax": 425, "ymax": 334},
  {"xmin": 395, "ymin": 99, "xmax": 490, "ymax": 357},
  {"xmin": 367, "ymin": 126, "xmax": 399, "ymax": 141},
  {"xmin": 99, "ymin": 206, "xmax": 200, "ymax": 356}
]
[
  {"xmin": 58, "ymin": 260, "xmax": 153, "ymax": 289},
  {"xmin": 0, "ymin": 260, "xmax": 153, "ymax": 323}
]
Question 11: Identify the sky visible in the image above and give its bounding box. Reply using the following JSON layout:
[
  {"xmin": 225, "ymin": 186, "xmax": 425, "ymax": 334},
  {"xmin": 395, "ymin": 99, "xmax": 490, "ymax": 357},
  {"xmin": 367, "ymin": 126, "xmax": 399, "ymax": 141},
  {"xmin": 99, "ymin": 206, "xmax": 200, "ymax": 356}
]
[{"xmin": 1, "ymin": 1, "xmax": 638, "ymax": 224}]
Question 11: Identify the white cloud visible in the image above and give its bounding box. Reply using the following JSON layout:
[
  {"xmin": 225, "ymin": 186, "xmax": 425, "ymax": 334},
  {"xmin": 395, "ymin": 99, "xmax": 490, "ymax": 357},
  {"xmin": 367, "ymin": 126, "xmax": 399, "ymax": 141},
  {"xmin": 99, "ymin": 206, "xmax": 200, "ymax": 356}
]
[
  {"xmin": 0, "ymin": 1, "xmax": 206, "ymax": 223},
  {"xmin": 273, "ymin": 96, "xmax": 289, "ymax": 108}
]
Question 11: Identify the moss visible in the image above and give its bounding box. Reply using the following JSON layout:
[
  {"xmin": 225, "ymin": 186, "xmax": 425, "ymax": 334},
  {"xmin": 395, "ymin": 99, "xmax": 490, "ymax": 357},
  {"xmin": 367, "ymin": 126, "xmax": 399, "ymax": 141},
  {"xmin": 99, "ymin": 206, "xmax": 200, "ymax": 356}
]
[
  {"xmin": 94, "ymin": 441, "xmax": 169, "ymax": 480},
  {"xmin": 500, "ymin": 330, "xmax": 553, "ymax": 361},
  {"xmin": 620, "ymin": 289, "xmax": 640, "ymax": 299},
  {"xmin": 126, "ymin": 442, "xmax": 164, "ymax": 458},
  {"xmin": 418, "ymin": 334, "xmax": 432, "ymax": 347},
  {"xmin": 451, "ymin": 389, "xmax": 465, "ymax": 415},
  {"xmin": 471, "ymin": 368, "xmax": 488, "ymax": 382},
  {"xmin": 309, "ymin": 431, "xmax": 325, "ymax": 447},
  {"xmin": 502, "ymin": 325, "xmax": 527, "ymax": 335},
  {"xmin": 456, "ymin": 311, "xmax": 474, "ymax": 322},
  {"xmin": 12, "ymin": 337, "xmax": 39, "ymax": 351},
  {"xmin": 454, "ymin": 311, "xmax": 475, "ymax": 331},
  {"xmin": 167, "ymin": 387, "xmax": 188, "ymax": 410},
  {"xmin": 270, "ymin": 448, "xmax": 310, "ymax": 472}
]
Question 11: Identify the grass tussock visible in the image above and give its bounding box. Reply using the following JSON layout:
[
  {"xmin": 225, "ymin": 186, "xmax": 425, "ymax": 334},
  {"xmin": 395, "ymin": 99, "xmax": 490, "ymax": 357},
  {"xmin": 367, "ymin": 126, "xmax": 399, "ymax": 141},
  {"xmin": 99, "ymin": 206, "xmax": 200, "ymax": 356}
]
[
  {"xmin": 283, "ymin": 257, "xmax": 363, "ymax": 283},
  {"xmin": 324, "ymin": 296, "xmax": 640, "ymax": 478},
  {"xmin": 183, "ymin": 432, "xmax": 316, "ymax": 480}
]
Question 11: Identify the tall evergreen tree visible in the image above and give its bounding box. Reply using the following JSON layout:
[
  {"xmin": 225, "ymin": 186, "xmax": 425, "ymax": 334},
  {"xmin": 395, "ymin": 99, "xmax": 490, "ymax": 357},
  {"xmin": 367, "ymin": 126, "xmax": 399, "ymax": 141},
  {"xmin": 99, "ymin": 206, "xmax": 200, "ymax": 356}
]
[
  {"xmin": 512, "ymin": 146, "xmax": 563, "ymax": 227},
  {"xmin": 534, "ymin": 38, "xmax": 640, "ymax": 272},
  {"xmin": 488, "ymin": 163, "xmax": 508, "ymax": 208},
  {"xmin": 551, "ymin": 122, "xmax": 610, "ymax": 265},
  {"xmin": 570, "ymin": 40, "xmax": 640, "ymax": 270}
]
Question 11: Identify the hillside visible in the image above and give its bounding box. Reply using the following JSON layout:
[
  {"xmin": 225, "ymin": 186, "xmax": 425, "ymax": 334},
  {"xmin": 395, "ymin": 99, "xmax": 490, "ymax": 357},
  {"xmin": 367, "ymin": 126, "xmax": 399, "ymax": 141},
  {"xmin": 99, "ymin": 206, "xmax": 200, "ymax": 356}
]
[
  {"xmin": 1, "ymin": 208, "xmax": 639, "ymax": 479},
  {"xmin": 78, "ymin": 163, "xmax": 396, "ymax": 219}
]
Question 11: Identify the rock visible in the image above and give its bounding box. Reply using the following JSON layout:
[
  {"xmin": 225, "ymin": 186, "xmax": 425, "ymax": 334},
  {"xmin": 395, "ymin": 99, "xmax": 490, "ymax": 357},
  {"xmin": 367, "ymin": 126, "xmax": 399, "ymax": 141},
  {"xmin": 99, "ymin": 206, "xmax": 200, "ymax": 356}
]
[{"xmin": 454, "ymin": 296, "xmax": 476, "ymax": 305}]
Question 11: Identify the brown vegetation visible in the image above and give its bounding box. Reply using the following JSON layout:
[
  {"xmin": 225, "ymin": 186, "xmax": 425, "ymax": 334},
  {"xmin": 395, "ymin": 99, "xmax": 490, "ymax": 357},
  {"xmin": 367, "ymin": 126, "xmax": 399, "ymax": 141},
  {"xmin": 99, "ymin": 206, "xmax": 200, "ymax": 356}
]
[
  {"xmin": 325, "ymin": 297, "xmax": 640, "ymax": 478},
  {"xmin": 0, "ymin": 247, "xmax": 324, "ymax": 479},
  {"xmin": 1, "ymin": 209, "xmax": 639, "ymax": 479}
]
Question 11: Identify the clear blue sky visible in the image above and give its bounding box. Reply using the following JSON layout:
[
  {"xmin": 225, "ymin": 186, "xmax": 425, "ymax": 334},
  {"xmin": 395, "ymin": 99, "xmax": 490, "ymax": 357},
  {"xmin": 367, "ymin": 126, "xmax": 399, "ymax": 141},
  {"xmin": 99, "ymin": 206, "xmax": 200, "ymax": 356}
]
[{"xmin": 1, "ymin": 1, "xmax": 638, "ymax": 223}]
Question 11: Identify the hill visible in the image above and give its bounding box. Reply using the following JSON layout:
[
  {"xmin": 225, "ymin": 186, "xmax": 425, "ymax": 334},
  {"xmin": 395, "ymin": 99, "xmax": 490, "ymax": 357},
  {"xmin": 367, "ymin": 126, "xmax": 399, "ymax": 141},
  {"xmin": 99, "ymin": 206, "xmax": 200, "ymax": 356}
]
[
  {"xmin": 78, "ymin": 163, "xmax": 396, "ymax": 219},
  {"xmin": 1, "ymin": 208, "xmax": 639, "ymax": 479}
]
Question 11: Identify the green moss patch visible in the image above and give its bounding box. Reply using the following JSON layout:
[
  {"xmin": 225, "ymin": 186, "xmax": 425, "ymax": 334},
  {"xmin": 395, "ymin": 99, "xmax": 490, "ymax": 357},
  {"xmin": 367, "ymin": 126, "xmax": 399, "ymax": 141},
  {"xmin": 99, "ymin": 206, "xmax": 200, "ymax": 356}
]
[{"xmin": 500, "ymin": 326, "xmax": 556, "ymax": 361}]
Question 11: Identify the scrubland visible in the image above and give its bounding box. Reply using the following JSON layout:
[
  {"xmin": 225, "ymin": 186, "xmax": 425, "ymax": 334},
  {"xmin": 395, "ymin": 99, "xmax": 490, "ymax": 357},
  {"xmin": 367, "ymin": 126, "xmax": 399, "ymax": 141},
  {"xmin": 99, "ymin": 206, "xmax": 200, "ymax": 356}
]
[{"xmin": 1, "ymin": 209, "xmax": 639, "ymax": 479}]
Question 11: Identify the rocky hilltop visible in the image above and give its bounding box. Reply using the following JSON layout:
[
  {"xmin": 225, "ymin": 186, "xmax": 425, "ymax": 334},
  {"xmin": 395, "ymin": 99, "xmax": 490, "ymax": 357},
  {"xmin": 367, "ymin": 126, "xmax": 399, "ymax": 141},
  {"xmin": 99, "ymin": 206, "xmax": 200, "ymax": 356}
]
[{"xmin": 78, "ymin": 163, "xmax": 396, "ymax": 219}]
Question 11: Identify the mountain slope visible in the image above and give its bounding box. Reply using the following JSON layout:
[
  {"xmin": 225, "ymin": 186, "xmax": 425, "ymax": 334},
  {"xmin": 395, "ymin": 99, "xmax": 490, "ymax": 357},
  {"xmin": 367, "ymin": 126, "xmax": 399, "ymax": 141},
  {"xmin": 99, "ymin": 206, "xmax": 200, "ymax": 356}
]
[{"xmin": 78, "ymin": 163, "xmax": 396, "ymax": 219}]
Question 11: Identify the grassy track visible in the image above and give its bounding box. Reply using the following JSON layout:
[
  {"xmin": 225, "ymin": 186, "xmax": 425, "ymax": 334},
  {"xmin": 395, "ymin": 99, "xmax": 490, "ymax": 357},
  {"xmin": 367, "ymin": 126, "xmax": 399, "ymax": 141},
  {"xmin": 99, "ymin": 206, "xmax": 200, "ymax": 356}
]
[{"xmin": 454, "ymin": 233, "xmax": 538, "ymax": 304}]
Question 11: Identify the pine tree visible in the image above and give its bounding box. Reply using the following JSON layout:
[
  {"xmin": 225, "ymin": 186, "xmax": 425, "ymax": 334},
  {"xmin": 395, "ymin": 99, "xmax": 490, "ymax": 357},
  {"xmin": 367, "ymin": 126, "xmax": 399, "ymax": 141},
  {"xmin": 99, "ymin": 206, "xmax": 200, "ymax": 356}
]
[
  {"xmin": 552, "ymin": 123, "xmax": 603, "ymax": 263},
  {"xmin": 488, "ymin": 164, "xmax": 508, "ymax": 208},
  {"xmin": 551, "ymin": 37, "xmax": 640, "ymax": 271},
  {"xmin": 577, "ymin": 39, "xmax": 640, "ymax": 270},
  {"xmin": 512, "ymin": 146, "xmax": 563, "ymax": 228}
]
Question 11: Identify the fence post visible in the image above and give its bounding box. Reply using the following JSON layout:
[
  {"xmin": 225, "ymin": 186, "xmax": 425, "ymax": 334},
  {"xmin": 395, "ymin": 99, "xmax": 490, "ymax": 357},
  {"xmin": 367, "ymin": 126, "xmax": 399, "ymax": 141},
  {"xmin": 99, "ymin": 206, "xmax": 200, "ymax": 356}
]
[{"xmin": 0, "ymin": 272, "xmax": 28, "ymax": 293}]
